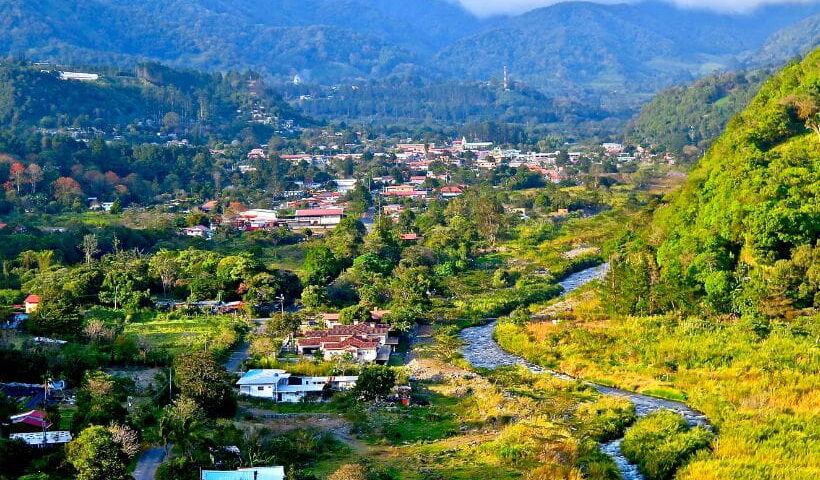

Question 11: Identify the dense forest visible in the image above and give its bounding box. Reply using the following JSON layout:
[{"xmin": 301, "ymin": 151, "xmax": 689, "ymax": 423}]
[
  {"xmin": 607, "ymin": 50, "xmax": 819, "ymax": 318},
  {"xmin": 286, "ymin": 77, "xmax": 631, "ymax": 135}
]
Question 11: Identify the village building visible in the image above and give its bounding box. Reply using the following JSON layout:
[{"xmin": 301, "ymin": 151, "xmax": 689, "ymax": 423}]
[
  {"xmin": 11, "ymin": 410, "xmax": 52, "ymax": 430},
  {"xmin": 236, "ymin": 370, "xmax": 357, "ymax": 403},
  {"xmin": 10, "ymin": 431, "xmax": 72, "ymax": 448},
  {"xmin": 296, "ymin": 322, "xmax": 396, "ymax": 363},
  {"xmin": 24, "ymin": 294, "xmax": 40, "ymax": 314},
  {"xmin": 292, "ymin": 208, "xmax": 344, "ymax": 228}
]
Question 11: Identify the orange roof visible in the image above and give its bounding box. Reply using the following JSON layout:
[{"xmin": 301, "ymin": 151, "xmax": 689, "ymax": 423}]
[{"xmin": 24, "ymin": 294, "xmax": 40, "ymax": 304}]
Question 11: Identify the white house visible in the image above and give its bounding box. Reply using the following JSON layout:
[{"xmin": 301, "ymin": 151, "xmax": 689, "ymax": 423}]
[
  {"xmin": 236, "ymin": 369, "xmax": 357, "ymax": 403},
  {"xmin": 10, "ymin": 431, "xmax": 72, "ymax": 447}
]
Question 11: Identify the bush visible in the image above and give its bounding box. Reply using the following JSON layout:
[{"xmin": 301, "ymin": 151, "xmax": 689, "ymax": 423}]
[
  {"xmin": 620, "ymin": 410, "xmax": 713, "ymax": 480},
  {"xmin": 575, "ymin": 396, "xmax": 636, "ymax": 442}
]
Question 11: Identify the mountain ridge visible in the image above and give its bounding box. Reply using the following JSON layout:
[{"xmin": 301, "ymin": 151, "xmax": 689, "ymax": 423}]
[{"xmin": 1, "ymin": 0, "xmax": 818, "ymax": 95}]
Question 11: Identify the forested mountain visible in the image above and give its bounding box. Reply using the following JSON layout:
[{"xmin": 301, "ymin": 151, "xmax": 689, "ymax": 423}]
[
  {"xmin": 436, "ymin": 2, "xmax": 820, "ymax": 95},
  {"xmin": 0, "ymin": 61, "xmax": 303, "ymax": 140},
  {"xmin": 743, "ymin": 13, "xmax": 820, "ymax": 67},
  {"xmin": 608, "ymin": 49, "xmax": 819, "ymax": 318},
  {"xmin": 1, "ymin": 0, "xmax": 818, "ymax": 95},
  {"xmin": 625, "ymin": 70, "xmax": 769, "ymax": 157}
]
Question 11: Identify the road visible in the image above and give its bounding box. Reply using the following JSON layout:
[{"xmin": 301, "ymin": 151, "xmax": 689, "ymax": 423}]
[
  {"xmin": 224, "ymin": 341, "xmax": 251, "ymax": 372},
  {"xmin": 132, "ymin": 446, "xmax": 168, "ymax": 480},
  {"xmin": 224, "ymin": 317, "xmax": 270, "ymax": 372}
]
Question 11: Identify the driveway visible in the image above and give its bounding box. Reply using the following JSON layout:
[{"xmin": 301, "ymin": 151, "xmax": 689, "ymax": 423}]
[{"xmin": 132, "ymin": 446, "xmax": 167, "ymax": 480}]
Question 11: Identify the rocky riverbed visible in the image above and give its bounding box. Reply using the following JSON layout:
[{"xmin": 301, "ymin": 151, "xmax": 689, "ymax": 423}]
[{"xmin": 459, "ymin": 264, "xmax": 709, "ymax": 480}]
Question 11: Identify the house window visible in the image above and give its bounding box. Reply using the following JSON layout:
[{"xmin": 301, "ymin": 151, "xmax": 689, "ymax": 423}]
[{"xmin": 257, "ymin": 386, "xmax": 264, "ymax": 391}]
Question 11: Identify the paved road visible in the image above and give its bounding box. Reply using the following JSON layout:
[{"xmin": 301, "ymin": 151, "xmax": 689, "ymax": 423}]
[
  {"xmin": 224, "ymin": 341, "xmax": 251, "ymax": 372},
  {"xmin": 224, "ymin": 317, "xmax": 271, "ymax": 372},
  {"xmin": 132, "ymin": 446, "xmax": 167, "ymax": 480}
]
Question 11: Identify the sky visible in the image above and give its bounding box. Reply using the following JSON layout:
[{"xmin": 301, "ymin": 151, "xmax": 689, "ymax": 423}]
[{"xmin": 454, "ymin": 0, "xmax": 820, "ymax": 16}]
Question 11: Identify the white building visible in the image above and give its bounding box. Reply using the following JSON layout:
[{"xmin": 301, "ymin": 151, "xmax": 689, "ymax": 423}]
[
  {"xmin": 58, "ymin": 71, "xmax": 100, "ymax": 81},
  {"xmin": 10, "ymin": 431, "xmax": 72, "ymax": 447},
  {"xmin": 293, "ymin": 208, "xmax": 344, "ymax": 228},
  {"xmin": 334, "ymin": 178, "xmax": 357, "ymax": 194},
  {"xmin": 236, "ymin": 369, "xmax": 358, "ymax": 403}
]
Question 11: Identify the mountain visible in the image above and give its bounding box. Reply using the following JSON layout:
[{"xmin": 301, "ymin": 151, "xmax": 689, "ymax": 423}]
[
  {"xmin": 436, "ymin": 2, "xmax": 820, "ymax": 95},
  {"xmin": 625, "ymin": 69, "xmax": 769, "ymax": 156},
  {"xmin": 0, "ymin": 0, "xmax": 818, "ymax": 98},
  {"xmin": 744, "ymin": 13, "xmax": 820, "ymax": 67},
  {"xmin": 0, "ymin": 0, "xmax": 479, "ymax": 83},
  {"xmin": 652, "ymin": 48, "xmax": 819, "ymax": 315}
]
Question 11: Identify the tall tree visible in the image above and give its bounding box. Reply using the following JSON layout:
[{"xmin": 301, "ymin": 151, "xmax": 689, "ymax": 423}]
[{"xmin": 66, "ymin": 426, "xmax": 130, "ymax": 480}]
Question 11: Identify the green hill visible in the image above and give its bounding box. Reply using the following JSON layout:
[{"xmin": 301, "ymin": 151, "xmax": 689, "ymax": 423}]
[
  {"xmin": 0, "ymin": 61, "xmax": 303, "ymax": 139},
  {"xmin": 650, "ymin": 49, "xmax": 819, "ymax": 316},
  {"xmin": 625, "ymin": 70, "xmax": 769, "ymax": 157}
]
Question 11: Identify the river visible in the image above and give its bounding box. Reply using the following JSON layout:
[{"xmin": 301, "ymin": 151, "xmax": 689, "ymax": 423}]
[{"xmin": 459, "ymin": 264, "xmax": 709, "ymax": 480}]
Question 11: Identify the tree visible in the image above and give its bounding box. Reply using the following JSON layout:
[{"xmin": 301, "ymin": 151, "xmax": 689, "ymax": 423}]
[
  {"xmin": 149, "ymin": 250, "xmax": 179, "ymax": 297},
  {"xmin": 265, "ymin": 312, "xmax": 302, "ymax": 339},
  {"xmin": 109, "ymin": 198, "xmax": 123, "ymax": 214},
  {"xmin": 53, "ymin": 177, "xmax": 84, "ymax": 206},
  {"xmin": 174, "ymin": 351, "xmax": 235, "ymax": 416},
  {"xmin": 339, "ymin": 304, "xmax": 372, "ymax": 325},
  {"xmin": 158, "ymin": 396, "xmax": 206, "ymax": 459},
  {"xmin": 162, "ymin": 111, "xmax": 181, "ymax": 131},
  {"xmin": 73, "ymin": 372, "xmax": 127, "ymax": 430},
  {"xmin": 303, "ymin": 244, "xmax": 340, "ymax": 286},
  {"xmin": 9, "ymin": 162, "xmax": 25, "ymax": 193},
  {"xmin": 66, "ymin": 426, "xmax": 130, "ymax": 480},
  {"xmin": 108, "ymin": 424, "xmax": 140, "ymax": 458},
  {"xmin": 25, "ymin": 163, "xmax": 43, "ymax": 193},
  {"xmin": 81, "ymin": 234, "xmax": 100, "ymax": 264},
  {"xmin": 353, "ymin": 365, "xmax": 396, "ymax": 401},
  {"xmin": 300, "ymin": 285, "xmax": 327, "ymax": 309}
]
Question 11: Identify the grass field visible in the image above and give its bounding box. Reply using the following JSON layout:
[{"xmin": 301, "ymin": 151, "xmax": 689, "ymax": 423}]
[{"xmin": 123, "ymin": 312, "xmax": 248, "ymax": 356}]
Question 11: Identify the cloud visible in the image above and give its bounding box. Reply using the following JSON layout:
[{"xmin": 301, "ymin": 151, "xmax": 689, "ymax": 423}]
[{"xmin": 453, "ymin": 0, "xmax": 820, "ymax": 16}]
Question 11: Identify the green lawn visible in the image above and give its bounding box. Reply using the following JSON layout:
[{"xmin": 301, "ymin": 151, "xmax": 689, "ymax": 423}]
[{"xmin": 123, "ymin": 313, "xmax": 247, "ymax": 356}]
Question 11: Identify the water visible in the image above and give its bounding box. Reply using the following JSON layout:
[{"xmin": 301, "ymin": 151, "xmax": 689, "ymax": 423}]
[{"xmin": 459, "ymin": 264, "xmax": 709, "ymax": 480}]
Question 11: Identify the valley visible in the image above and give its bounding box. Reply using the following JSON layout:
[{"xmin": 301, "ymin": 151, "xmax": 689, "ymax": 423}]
[{"xmin": 0, "ymin": 3, "xmax": 815, "ymax": 480}]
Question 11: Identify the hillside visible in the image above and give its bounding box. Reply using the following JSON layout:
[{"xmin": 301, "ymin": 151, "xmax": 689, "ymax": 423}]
[
  {"xmin": 744, "ymin": 13, "xmax": 820, "ymax": 67},
  {"xmin": 625, "ymin": 70, "xmax": 769, "ymax": 157},
  {"xmin": 0, "ymin": 61, "xmax": 303, "ymax": 140},
  {"xmin": 652, "ymin": 49, "xmax": 819, "ymax": 316},
  {"xmin": 1, "ymin": 0, "xmax": 818, "ymax": 95}
]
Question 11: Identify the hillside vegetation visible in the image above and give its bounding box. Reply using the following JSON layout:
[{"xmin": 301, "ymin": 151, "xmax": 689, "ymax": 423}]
[
  {"xmin": 0, "ymin": 61, "xmax": 302, "ymax": 136},
  {"xmin": 625, "ymin": 70, "xmax": 768, "ymax": 157}
]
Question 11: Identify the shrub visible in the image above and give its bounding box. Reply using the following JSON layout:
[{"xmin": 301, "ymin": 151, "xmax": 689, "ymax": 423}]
[
  {"xmin": 620, "ymin": 410, "xmax": 713, "ymax": 480},
  {"xmin": 575, "ymin": 396, "xmax": 636, "ymax": 442}
]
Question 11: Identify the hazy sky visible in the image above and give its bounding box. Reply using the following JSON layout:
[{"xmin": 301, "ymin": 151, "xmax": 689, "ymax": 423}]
[{"xmin": 454, "ymin": 0, "xmax": 820, "ymax": 16}]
